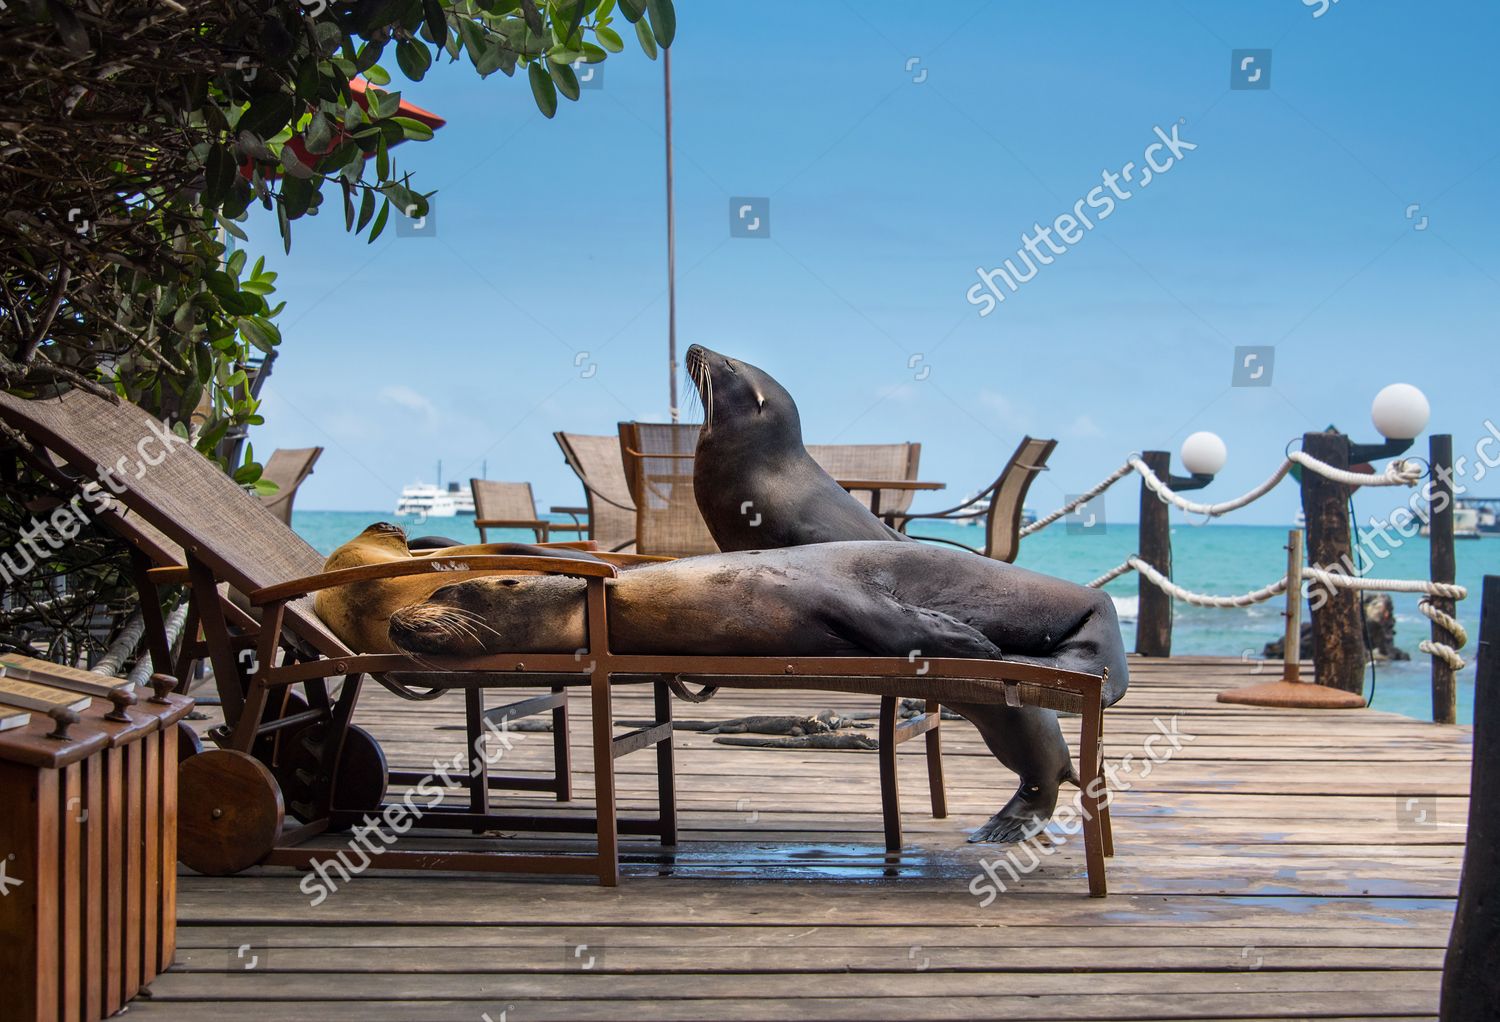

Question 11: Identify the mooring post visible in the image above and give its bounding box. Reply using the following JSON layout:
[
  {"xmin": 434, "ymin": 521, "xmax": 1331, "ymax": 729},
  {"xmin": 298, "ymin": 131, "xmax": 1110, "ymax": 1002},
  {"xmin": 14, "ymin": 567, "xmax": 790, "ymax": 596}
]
[
  {"xmin": 1136, "ymin": 450, "xmax": 1173, "ymax": 657},
  {"xmin": 1429, "ymin": 434, "xmax": 1457, "ymax": 725},
  {"xmin": 1281, "ymin": 530, "xmax": 1304, "ymax": 682},
  {"xmin": 1300, "ymin": 430, "xmax": 1365, "ymax": 693},
  {"xmin": 1440, "ymin": 574, "xmax": 1497, "ymax": 1020}
]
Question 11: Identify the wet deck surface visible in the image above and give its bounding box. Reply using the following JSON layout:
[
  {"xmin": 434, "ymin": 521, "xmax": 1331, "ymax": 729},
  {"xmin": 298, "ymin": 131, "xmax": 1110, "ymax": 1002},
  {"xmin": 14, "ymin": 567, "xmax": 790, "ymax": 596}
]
[{"xmin": 135, "ymin": 656, "xmax": 1469, "ymax": 1020}]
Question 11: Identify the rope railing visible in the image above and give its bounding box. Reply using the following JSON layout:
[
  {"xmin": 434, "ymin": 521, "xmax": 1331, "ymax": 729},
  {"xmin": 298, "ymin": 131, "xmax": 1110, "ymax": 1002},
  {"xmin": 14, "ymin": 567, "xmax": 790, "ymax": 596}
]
[
  {"xmin": 1025, "ymin": 450, "xmax": 1423, "ymax": 533},
  {"xmin": 1086, "ymin": 556, "xmax": 1469, "ymax": 669}
]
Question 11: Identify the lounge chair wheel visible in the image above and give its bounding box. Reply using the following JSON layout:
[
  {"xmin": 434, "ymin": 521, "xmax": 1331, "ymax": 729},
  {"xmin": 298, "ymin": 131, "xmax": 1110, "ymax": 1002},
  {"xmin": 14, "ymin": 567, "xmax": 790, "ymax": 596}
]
[
  {"xmin": 178, "ymin": 749, "xmax": 284, "ymax": 876},
  {"xmin": 177, "ymin": 720, "xmax": 204, "ymax": 762},
  {"xmin": 274, "ymin": 722, "xmax": 388, "ymax": 829}
]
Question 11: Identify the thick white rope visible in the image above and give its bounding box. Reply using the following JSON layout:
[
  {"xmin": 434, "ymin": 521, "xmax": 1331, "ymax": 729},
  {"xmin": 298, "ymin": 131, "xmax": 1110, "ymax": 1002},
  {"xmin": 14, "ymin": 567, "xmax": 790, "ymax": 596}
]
[
  {"xmin": 1027, "ymin": 451, "xmax": 1421, "ymax": 536},
  {"xmin": 1288, "ymin": 451, "xmax": 1424, "ymax": 488},
  {"xmin": 1129, "ymin": 456, "xmax": 1293, "ymax": 517},
  {"xmin": 1417, "ymin": 598, "xmax": 1468, "ymax": 671},
  {"xmin": 1020, "ymin": 461, "xmax": 1133, "ymax": 536},
  {"xmin": 1301, "ymin": 568, "xmax": 1467, "ymax": 600}
]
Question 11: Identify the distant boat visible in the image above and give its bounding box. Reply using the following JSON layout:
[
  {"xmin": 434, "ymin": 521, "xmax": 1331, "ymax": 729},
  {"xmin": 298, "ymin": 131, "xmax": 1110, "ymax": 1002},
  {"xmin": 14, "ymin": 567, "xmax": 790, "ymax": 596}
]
[
  {"xmin": 1421, "ymin": 503, "xmax": 1482, "ymax": 540},
  {"xmin": 395, "ymin": 481, "xmax": 475, "ymax": 519},
  {"xmin": 955, "ymin": 495, "xmax": 1035, "ymax": 527}
]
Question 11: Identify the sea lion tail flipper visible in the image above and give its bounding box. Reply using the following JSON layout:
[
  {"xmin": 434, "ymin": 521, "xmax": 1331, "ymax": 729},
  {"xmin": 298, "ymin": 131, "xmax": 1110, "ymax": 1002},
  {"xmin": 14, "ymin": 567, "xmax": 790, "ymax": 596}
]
[{"xmin": 830, "ymin": 599, "xmax": 1003, "ymax": 661}]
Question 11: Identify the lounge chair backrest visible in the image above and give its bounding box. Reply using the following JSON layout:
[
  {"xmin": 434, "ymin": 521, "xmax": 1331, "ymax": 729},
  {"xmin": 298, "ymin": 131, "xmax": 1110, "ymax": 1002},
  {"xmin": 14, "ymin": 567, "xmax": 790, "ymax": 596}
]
[
  {"xmin": 554, "ymin": 432, "xmax": 637, "ymax": 553},
  {"xmin": 0, "ymin": 389, "xmax": 345, "ymax": 656},
  {"xmin": 985, "ymin": 436, "xmax": 1057, "ymax": 563},
  {"xmin": 617, "ymin": 422, "xmax": 718, "ymax": 557},
  {"xmin": 470, "ymin": 479, "xmax": 539, "ymax": 522},
  {"xmin": 807, "ymin": 443, "xmax": 921, "ymax": 515},
  {"xmin": 257, "ymin": 446, "xmax": 322, "ymax": 525}
]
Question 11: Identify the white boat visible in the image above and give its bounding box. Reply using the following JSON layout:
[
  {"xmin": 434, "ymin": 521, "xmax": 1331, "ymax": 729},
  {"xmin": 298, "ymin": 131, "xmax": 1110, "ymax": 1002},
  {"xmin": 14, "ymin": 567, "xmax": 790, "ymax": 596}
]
[
  {"xmin": 955, "ymin": 495, "xmax": 1036, "ymax": 527},
  {"xmin": 1420, "ymin": 504, "xmax": 1482, "ymax": 539},
  {"xmin": 394, "ymin": 481, "xmax": 476, "ymax": 519}
]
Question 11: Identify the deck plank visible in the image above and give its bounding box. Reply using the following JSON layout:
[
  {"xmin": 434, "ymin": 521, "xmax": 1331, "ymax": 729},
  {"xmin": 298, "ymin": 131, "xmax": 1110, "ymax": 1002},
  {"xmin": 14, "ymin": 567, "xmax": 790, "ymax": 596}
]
[{"xmin": 133, "ymin": 656, "xmax": 1468, "ymax": 1021}]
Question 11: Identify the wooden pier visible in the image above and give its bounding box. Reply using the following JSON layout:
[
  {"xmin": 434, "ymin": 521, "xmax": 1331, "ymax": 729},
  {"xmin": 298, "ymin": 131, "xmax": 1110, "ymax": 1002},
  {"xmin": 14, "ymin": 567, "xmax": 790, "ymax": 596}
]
[{"xmin": 132, "ymin": 656, "xmax": 1469, "ymax": 1021}]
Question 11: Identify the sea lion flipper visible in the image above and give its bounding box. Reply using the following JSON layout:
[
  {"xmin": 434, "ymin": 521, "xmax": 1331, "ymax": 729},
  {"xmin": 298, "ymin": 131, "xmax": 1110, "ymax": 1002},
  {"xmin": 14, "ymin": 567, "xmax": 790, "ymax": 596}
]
[{"xmin": 830, "ymin": 598, "xmax": 1003, "ymax": 662}]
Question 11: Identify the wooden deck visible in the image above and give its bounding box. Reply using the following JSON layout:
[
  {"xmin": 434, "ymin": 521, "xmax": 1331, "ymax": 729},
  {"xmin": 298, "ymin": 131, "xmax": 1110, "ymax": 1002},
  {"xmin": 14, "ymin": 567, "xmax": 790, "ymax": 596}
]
[{"xmin": 134, "ymin": 656, "xmax": 1469, "ymax": 1021}]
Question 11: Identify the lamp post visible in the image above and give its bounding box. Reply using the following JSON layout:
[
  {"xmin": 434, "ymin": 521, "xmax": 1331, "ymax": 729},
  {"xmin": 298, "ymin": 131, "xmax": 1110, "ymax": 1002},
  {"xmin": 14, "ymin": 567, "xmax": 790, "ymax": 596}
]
[
  {"xmin": 1136, "ymin": 432, "xmax": 1225, "ymax": 657},
  {"xmin": 1302, "ymin": 384, "xmax": 1431, "ymax": 696}
]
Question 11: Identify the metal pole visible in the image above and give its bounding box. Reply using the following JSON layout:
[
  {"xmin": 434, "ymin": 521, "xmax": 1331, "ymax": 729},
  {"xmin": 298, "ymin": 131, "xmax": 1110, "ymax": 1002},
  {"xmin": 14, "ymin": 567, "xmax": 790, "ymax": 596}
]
[
  {"xmin": 1282, "ymin": 529, "xmax": 1304, "ymax": 682},
  {"xmin": 663, "ymin": 47, "xmax": 679, "ymax": 423},
  {"xmin": 1430, "ymin": 434, "xmax": 1457, "ymax": 724}
]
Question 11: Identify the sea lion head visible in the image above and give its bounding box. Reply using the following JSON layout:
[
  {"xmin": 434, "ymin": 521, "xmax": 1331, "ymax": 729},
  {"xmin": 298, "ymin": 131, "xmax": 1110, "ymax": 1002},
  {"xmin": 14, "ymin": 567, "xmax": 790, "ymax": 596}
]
[
  {"xmin": 685, "ymin": 344, "xmax": 802, "ymax": 444},
  {"xmin": 387, "ymin": 575, "xmax": 585, "ymax": 655}
]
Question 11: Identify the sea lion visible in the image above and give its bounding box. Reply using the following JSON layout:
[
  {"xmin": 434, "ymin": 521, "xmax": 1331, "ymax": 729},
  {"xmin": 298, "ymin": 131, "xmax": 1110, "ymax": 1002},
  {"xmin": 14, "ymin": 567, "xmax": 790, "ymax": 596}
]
[
  {"xmin": 685, "ymin": 343, "xmax": 909, "ymax": 550},
  {"xmin": 683, "ymin": 343, "xmax": 1129, "ymax": 843},
  {"xmin": 389, "ymin": 541, "xmax": 1128, "ymax": 843},
  {"xmin": 314, "ymin": 522, "xmax": 606, "ymax": 653}
]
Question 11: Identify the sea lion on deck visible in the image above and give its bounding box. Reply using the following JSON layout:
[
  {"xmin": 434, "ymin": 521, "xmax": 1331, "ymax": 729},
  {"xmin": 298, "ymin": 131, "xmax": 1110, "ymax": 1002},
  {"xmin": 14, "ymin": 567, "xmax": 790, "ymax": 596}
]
[
  {"xmin": 685, "ymin": 343, "xmax": 909, "ymax": 550},
  {"xmin": 683, "ymin": 343, "xmax": 1129, "ymax": 843},
  {"xmin": 314, "ymin": 522, "xmax": 605, "ymax": 653},
  {"xmin": 389, "ymin": 541, "xmax": 1128, "ymax": 843}
]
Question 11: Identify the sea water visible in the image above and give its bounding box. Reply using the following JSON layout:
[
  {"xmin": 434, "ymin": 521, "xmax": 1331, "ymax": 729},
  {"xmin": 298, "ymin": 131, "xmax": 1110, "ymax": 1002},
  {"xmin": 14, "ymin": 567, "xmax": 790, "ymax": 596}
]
[{"xmin": 290, "ymin": 511, "xmax": 1495, "ymax": 725}]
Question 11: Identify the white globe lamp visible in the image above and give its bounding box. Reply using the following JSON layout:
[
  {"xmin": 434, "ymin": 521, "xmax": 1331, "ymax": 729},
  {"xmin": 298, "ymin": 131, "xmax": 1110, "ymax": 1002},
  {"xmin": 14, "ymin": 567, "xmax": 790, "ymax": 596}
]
[
  {"xmin": 1370, "ymin": 383, "xmax": 1430, "ymax": 441},
  {"xmin": 1180, "ymin": 431, "xmax": 1228, "ymax": 477}
]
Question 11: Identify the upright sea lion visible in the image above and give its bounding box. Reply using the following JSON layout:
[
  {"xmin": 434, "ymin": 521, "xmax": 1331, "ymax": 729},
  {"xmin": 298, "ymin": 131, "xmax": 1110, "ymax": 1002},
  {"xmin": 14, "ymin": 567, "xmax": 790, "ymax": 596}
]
[
  {"xmin": 685, "ymin": 343, "xmax": 908, "ymax": 550},
  {"xmin": 683, "ymin": 343, "xmax": 1129, "ymax": 842},
  {"xmin": 390, "ymin": 541, "xmax": 1128, "ymax": 842}
]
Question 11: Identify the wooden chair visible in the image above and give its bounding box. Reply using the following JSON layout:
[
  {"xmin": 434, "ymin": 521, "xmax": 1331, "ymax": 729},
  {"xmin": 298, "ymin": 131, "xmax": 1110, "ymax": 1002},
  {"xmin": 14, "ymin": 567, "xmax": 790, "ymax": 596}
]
[
  {"xmin": 471, "ymin": 479, "xmax": 584, "ymax": 543},
  {"xmin": 617, "ymin": 422, "xmax": 719, "ymax": 557},
  {"xmin": 897, "ymin": 436, "xmax": 1057, "ymax": 563},
  {"xmin": 553, "ymin": 432, "xmax": 638, "ymax": 553},
  {"xmin": 808, "ymin": 442, "xmax": 922, "ymax": 521},
  {"xmin": 256, "ymin": 446, "xmax": 322, "ymax": 526},
  {"xmin": 0, "ymin": 393, "xmax": 1113, "ymax": 893}
]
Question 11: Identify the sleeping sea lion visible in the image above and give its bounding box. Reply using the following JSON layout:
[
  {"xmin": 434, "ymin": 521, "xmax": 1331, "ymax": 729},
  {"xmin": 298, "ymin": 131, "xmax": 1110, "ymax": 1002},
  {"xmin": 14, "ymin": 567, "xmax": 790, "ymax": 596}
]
[{"xmin": 389, "ymin": 541, "xmax": 1128, "ymax": 842}]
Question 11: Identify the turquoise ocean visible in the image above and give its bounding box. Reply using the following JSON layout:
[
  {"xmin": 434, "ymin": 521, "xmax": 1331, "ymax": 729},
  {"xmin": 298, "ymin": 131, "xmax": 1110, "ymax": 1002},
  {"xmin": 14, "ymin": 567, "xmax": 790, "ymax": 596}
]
[{"xmin": 290, "ymin": 511, "xmax": 1496, "ymax": 725}]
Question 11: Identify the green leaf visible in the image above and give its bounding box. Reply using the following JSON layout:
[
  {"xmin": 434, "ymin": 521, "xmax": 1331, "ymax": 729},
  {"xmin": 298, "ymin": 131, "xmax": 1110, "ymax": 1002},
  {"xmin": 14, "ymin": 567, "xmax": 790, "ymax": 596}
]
[
  {"xmin": 549, "ymin": 62, "xmax": 580, "ymax": 102},
  {"xmin": 368, "ymin": 198, "xmax": 391, "ymax": 242},
  {"xmin": 580, "ymin": 42, "xmax": 608, "ymax": 62},
  {"xmin": 396, "ymin": 39, "xmax": 433, "ymax": 80},
  {"xmin": 645, "ymin": 0, "xmax": 674, "ymax": 46},
  {"xmin": 634, "ymin": 17, "xmax": 657, "ymax": 59},
  {"xmin": 252, "ymin": 478, "xmax": 281, "ymax": 497},
  {"xmin": 617, "ymin": 0, "xmax": 645, "ymax": 22},
  {"xmin": 392, "ymin": 116, "xmax": 435, "ymax": 141},
  {"xmin": 376, "ymin": 133, "xmax": 390, "ymax": 179},
  {"xmin": 305, "ymin": 111, "xmax": 334, "ymax": 153},
  {"xmin": 597, "ymin": 0, "xmax": 617, "ymax": 18},
  {"xmin": 240, "ymin": 92, "xmax": 297, "ymax": 139},
  {"xmin": 364, "ymin": 63, "xmax": 392, "ymax": 86},
  {"xmin": 421, "ymin": 0, "xmax": 448, "ymax": 45},
  {"xmin": 203, "ymin": 144, "xmax": 237, "ymax": 209},
  {"xmin": 282, "ymin": 174, "xmax": 314, "ymax": 218},
  {"xmin": 237, "ymin": 316, "xmax": 281, "ymax": 353},
  {"xmin": 595, "ymin": 25, "xmax": 623, "ymax": 52},
  {"xmin": 233, "ymin": 462, "xmax": 264, "ymax": 485},
  {"xmin": 528, "ymin": 62, "xmax": 557, "ymax": 117},
  {"xmin": 356, "ymin": 185, "xmax": 377, "ymax": 232}
]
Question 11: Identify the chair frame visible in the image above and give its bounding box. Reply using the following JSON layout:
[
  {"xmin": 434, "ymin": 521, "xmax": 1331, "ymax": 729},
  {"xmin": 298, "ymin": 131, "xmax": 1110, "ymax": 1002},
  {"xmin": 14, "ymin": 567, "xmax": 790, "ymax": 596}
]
[
  {"xmin": 898, "ymin": 436, "xmax": 1057, "ymax": 562},
  {"xmin": 553, "ymin": 432, "xmax": 637, "ymax": 552}
]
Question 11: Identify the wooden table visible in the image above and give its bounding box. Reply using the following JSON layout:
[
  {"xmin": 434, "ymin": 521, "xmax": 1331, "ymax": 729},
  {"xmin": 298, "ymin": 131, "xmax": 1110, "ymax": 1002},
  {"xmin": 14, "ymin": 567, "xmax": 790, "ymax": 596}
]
[{"xmin": 835, "ymin": 479, "xmax": 945, "ymax": 524}]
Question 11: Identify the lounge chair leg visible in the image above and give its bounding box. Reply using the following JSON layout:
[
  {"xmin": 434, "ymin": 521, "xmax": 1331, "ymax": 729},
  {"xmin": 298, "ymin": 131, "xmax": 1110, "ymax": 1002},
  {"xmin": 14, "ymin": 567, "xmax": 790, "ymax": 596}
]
[
  {"xmin": 129, "ymin": 547, "xmax": 174, "ymax": 676},
  {"xmin": 878, "ymin": 696, "xmax": 902, "ymax": 854},
  {"xmin": 924, "ymin": 699, "xmax": 947, "ymax": 819},
  {"xmin": 551, "ymin": 686, "xmax": 572, "ymax": 802},
  {"xmin": 653, "ymin": 679, "xmax": 677, "ymax": 846},
  {"xmin": 1079, "ymin": 703, "xmax": 1107, "ymax": 897},
  {"xmin": 591, "ymin": 663, "xmax": 619, "ymax": 886},
  {"xmin": 465, "ymin": 688, "xmax": 489, "ymax": 832}
]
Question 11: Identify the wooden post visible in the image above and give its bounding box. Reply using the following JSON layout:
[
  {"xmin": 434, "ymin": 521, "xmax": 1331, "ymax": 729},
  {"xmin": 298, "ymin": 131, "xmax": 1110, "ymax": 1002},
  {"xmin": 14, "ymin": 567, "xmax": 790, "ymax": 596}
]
[
  {"xmin": 1300, "ymin": 430, "xmax": 1365, "ymax": 693},
  {"xmin": 1429, "ymin": 434, "xmax": 1457, "ymax": 725},
  {"xmin": 1440, "ymin": 574, "xmax": 1498, "ymax": 1020},
  {"xmin": 1135, "ymin": 451, "xmax": 1173, "ymax": 657},
  {"xmin": 1281, "ymin": 530, "xmax": 1304, "ymax": 682}
]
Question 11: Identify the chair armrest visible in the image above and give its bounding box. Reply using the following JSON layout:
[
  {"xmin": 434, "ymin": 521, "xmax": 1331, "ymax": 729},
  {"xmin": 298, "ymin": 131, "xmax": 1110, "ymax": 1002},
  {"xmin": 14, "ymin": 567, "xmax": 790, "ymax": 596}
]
[
  {"xmin": 145, "ymin": 565, "xmax": 191, "ymax": 584},
  {"xmin": 474, "ymin": 518, "xmax": 551, "ymax": 529},
  {"xmin": 249, "ymin": 555, "xmax": 618, "ymax": 605},
  {"xmin": 549, "ymin": 506, "xmax": 589, "ymax": 515},
  {"xmin": 596, "ymin": 552, "xmax": 675, "ymax": 566}
]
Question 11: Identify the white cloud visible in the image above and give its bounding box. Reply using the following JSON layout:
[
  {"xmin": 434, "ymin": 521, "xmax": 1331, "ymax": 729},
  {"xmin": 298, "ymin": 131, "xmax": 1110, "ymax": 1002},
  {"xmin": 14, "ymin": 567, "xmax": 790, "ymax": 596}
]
[
  {"xmin": 1068, "ymin": 414, "xmax": 1105, "ymax": 438},
  {"xmin": 380, "ymin": 385, "xmax": 438, "ymax": 425}
]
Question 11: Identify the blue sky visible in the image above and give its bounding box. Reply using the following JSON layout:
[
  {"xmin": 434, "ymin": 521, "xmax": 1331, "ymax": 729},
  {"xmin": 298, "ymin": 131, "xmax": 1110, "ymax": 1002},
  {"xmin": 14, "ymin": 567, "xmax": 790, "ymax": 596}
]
[{"xmin": 247, "ymin": 1, "xmax": 1498, "ymax": 526}]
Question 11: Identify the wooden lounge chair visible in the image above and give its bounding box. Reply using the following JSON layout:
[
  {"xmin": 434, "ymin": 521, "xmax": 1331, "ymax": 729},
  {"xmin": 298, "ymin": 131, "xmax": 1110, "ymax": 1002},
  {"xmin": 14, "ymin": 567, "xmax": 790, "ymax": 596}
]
[
  {"xmin": 808, "ymin": 442, "xmax": 922, "ymax": 522},
  {"xmin": 617, "ymin": 421, "xmax": 719, "ymax": 557},
  {"xmin": 553, "ymin": 432, "xmax": 638, "ymax": 552},
  {"xmin": 256, "ymin": 446, "xmax": 322, "ymax": 526},
  {"xmin": 0, "ymin": 394, "xmax": 1113, "ymax": 893},
  {"xmin": 897, "ymin": 436, "xmax": 1058, "ymax": 562},
  {"xmin": 471, "ymin": 479, "xmax": 584, "ymax": 543}
]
